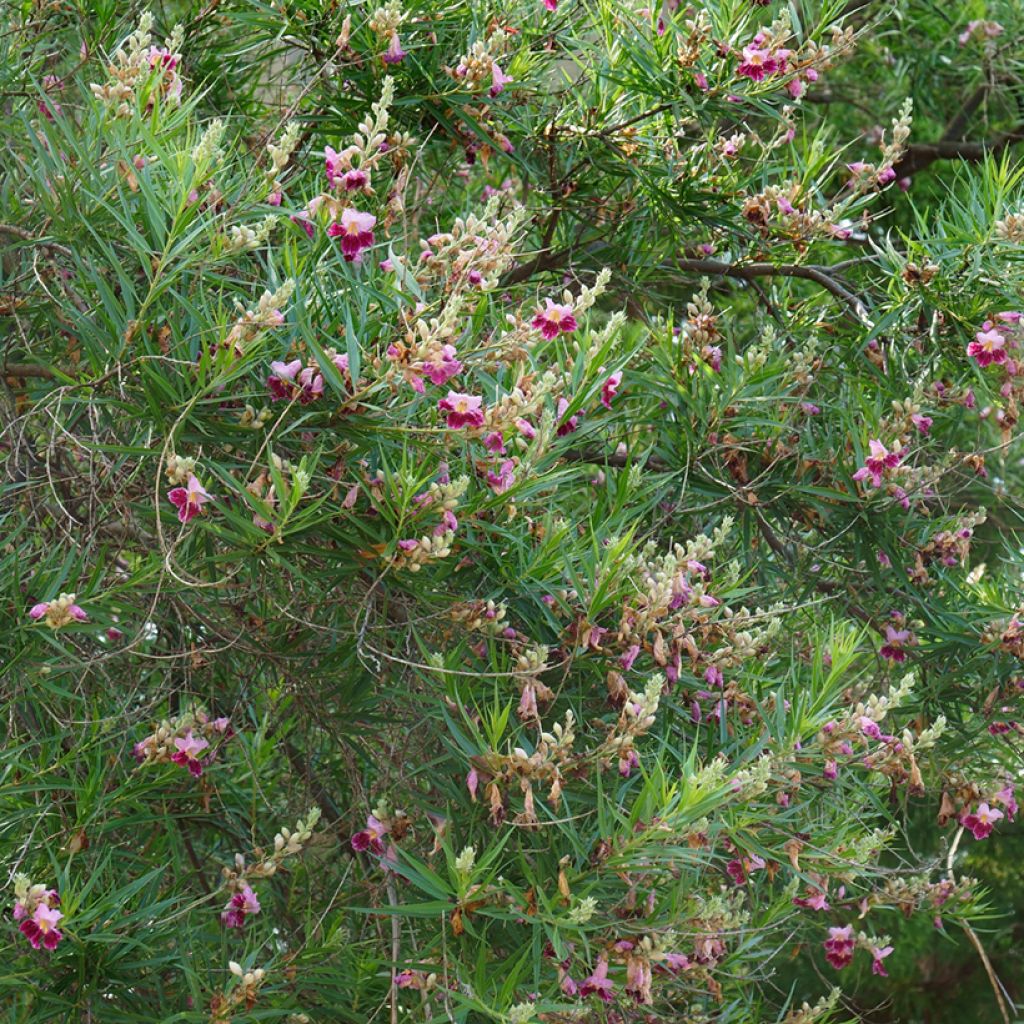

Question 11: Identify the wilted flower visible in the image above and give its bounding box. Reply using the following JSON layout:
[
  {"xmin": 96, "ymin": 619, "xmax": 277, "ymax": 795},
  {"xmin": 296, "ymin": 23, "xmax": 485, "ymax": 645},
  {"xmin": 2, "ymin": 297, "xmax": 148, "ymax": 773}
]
[{"xmin": 28, "ymin": 593, "xmax": 88, "ymax": 629}]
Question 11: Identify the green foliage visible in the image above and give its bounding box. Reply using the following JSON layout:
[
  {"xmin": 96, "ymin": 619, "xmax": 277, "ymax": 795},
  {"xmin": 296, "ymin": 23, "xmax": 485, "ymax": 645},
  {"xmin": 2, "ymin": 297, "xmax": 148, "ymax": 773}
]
[{"xmin": 1, "ymin": 1, "xmax": 1023, "ymax": 1022}]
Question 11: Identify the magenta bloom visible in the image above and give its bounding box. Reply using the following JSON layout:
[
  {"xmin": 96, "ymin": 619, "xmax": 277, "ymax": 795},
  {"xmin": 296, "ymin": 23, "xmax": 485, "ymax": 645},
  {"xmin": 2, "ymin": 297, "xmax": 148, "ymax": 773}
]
[
  {"xmin": 327, "ymin": 208, "xmax": 377, "ymax": 262},
  {"xmin": 961, "ymin": 802, "xmax": 1003, "ymax": 840},
  {"xmin": 555, "ymin": 396, "xmax": 580, "ymax": 436},
  {"xmin": 324, "ymin": 147, "xmax": 346, "ymax": 185},
  {"xmin": 823, "ymin": 925, "xmax": 855, "ymax": 969},
  {"xmin": 221, "ymin": 884, "xmax": 261, "ymax": 928},
  {"xmin": 382, "ymin": 31, "xmax": 406, "ymax": 64},
  {"xmin": 267, "ymin": 359, "xmax": 324, "ymax": 403},
  {"xmin": 532, "ymin": 299, "xmax": 578, "ymax": 339},
  {"xmin": 489, "ymin": 62, "xmax": 513, "ymax": 98},
  {"xmin": 170, "ymin": 730, "xmax": 210, "ymax": 777},
  {"xmin": 19, "ymin": 902, "xmax": 63, "ymax": 951},
  {"xmin": 544, "ymin": 0, "xmax": 558, "ymax": 9},
  {"xmin": 736, "ymin": 44, "xmax": 779, "ymax": 82},
  {"xmin": 351, "ymin": 814, "xmax": 388, "ymax": 855},
  {"xmin": 438, "ymin": 392, "xmax": 485, "ymax": 429},
  {"xmin": 28, "ymin": 603, "xmax": 49, "ymax": 620},
  {"xmin": 423, "ymin": 345, "xmax": 463, "ymax": 386},
  {"xmin": 601, "ymin": 371, "xmax": 622, "ymax": 409},
  {"xmin": 580, "ymin": 957, "xmax": 615, "ymax": 1002},
  {"xmin": 871, "ymin": 945, "xmax": 894, "ymax": 977},
  {"xmin": 486, "ymin": 459, "xmax": 515, "ymax": 494},
  {"xmin": 168, "ymin": 475, "xmax": 211, "ymax": 523},
  {"xmin": 910, "ymin": 413, "xmax": 932, "ymax": 434},
  {"xmin": 852, "ymin": 440, "xmax": 901, "ymax": 489},
  {"xmin": 967, "ymin": 325, "xmax": 1008, "ymax": 367}
]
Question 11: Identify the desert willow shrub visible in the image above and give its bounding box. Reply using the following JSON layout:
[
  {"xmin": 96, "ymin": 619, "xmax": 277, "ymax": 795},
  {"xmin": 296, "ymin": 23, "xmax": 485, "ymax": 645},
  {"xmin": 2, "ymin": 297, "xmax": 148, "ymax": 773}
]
[{"xmin": 1, "ymin": 0, "xmax": 1023, "ymax": 1021}]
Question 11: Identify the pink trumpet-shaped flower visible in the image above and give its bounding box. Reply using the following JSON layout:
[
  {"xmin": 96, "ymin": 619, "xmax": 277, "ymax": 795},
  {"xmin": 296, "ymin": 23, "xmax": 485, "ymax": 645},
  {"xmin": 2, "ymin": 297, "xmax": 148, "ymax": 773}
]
[
  {"xmin": 327, "ymin": 208, "xmax": 377, "ymax": 262},
  {"xmin": 438, "ymin": 392, "xmax": 485, "ymax": 429},
  {"xmin": 168, "ymin": 475, "xmax": 211, "ymax": 523},
  {"xmin": 532, "ymin": 299, "xmax": 578, "ymax": 339},
  {"xmin": 170, "ymin": 730, "xmax": 210, "ymax": 777}
]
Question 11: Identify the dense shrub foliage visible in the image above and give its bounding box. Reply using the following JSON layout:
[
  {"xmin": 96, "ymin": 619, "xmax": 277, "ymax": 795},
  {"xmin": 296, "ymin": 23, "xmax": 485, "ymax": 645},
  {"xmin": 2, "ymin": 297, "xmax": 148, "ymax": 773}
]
[{"xmin": 2, "ymin": 1, "xmax": 1023, "ymax": 1021}]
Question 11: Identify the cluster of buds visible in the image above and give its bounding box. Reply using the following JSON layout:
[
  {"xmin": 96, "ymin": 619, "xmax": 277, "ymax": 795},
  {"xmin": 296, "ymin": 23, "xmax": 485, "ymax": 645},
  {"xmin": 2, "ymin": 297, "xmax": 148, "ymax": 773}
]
[
  {"xmin": 265, "ymin": 121, "xmax": 301, "ymax": 203},
  {"xmin": 224, "ymin": 215, "xmax": 277, "ymax": 252},
  {"xmin": 90, "ymin": 14, "xmax": 184, "ymax": 115},
  {"xmin": 845, "ymin": 99, "xmax": 913, "ymax": 191},
  {"xmin": 468, "ymin": 708, "xmax": 577, "ymax": 826},
  {"xmin": 224, "ymin": 281, "xmax": 293, "ymax": 355},
  {"xmin": 601, "ymin": 676, "xmax": 664, "ymax": 776},
  {"xmin": 12, "ymin": 875, "xmax": 63, "ymax": 951},
  {"xmin": 676, "ymin": 10, "xmax": 710, "ymax": 68},
  {"xmin": 323, "ymin": 76, "xmax": 395, "ymax": 197},
  {"xmin": 221, "ymin": 806, "xmax": 322, "ymax": 917},
  {"xmin": 995, "ymin": 212, "xmax": 1024, "ymax": 245},
  {"xmin": 393, "ymin": 530, "xmax": 455, "ymax": 572},
  {"xmin": 210, "ymin": 963, "xmax": 267, "ymax": 1022},
  {"xmin": 514, "ymin": 644, "xmax": 554, "ymax": 721},
  {"xmin": 165, "ymin": 453, "xmax": 197, "ymax": 485},
  {"xmin": 868, "ymin": 873, "xmax": 975, "ymax": 922},
  {"xmin": 415, "ymin": 196, "xmax": 527, "ymax": 293},
  {"xmin": 676, "ymin": 279, "xmax": 723, "ymax": 372},
  {"xmin": 28, "ymin": 592, "xmax": 88, "ymax": 629},
  {"xmin": 450, "ymin": 31, "xmax": 514, "ymax": 98},
  {"xmin": 782, "ymin": 991, "xmax": 842, "ymax": 1024},
  {"xmin": 449, "ymin": 598, "xmax": 510, "ymax": 636},
  {"xmin": 908, "ymin": 509, "xmax": 986, "ymax": 584},
  {"xmin": 367, "ymin": 1, "xmax": 407, "ymax": 64},
  {"xmin": 133, "ymin": 707, "xmax": 231, "ymax": 778}
]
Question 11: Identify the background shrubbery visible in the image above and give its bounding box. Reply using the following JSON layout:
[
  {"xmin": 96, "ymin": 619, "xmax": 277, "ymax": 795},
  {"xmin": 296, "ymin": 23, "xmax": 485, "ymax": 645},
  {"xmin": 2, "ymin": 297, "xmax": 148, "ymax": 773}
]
[{"xmin": 2, "ymin": 1, "xmax": 1023, "ymax": 1021}]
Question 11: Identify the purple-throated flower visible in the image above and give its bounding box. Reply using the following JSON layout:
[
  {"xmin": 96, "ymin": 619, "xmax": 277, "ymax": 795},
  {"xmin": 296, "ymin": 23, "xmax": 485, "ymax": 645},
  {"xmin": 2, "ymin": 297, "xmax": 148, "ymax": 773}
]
[{"xmin": 168, "ymin": 475, "xmax": 211, "ymax": 523}]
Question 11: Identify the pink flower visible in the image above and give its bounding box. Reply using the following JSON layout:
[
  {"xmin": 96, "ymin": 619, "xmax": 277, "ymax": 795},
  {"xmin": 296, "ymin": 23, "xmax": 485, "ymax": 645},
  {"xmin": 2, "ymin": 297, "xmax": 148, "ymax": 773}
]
[
  {"xmin": 327, "ymin": 208, "xmax": 377, "ymax": 262},
  {"xmin": 170, "ymin": 730, "xmax": 210, "ymax": 777},
  {"xmin": 268, "ymin": 359, "xmax": 324, "ymax": 403},
  {"xmin": 168, "ymin": 475, "xmax": 211, "ymax": 524},
  {"xmin": 601, "ymin": 371, "xmax": 622, "ymax": 409},
  {"xmin": 487, "ymin": 459, "xmax": 515, "ymax": 494},
  {"xmin": 351, "ymin": 814, "xmax": 388, "ymax": 855},
  {"xmin": 910, "ymin": 412, "xmax": 932, "ymax": 433},
  {"xmin": 967, "ymin": 325, "xmax": 1008, "ymax": 367},
  {"xmin": 438, "ymin": 392, "xmax": 485, "ymax": 429},
  {"xmin": 382, "ymin": 31, "xmax": 406, "ymax": 64},
  {"xmin": 531, "ymin": 299, "xmax": 578, "ymax": 339},
  {"xmin": 221, "ymin": 884, "xmax": 261, "ymax": 928},
  {"xmin": 823, "ymin": 925, "xmax": 855, "ymax": 969},
  {"xmin": 852, "ymin": 440, "xmax": 902, "ymax": 488},
  {"xmin": 871, "ymin": 945, "xmax": 894, "ymax": 976},
  {"xmin": 28, "ymin": 603, "xmax": 49, "ymax": 620},
  {"xmin": 544, "ymin": 0, "xmax": 558, "ymax": 9},
  {"xmin": 737, "ymin": 45, "xmax": 778, "ymax": 82},
  {"xmin": 961, "ymin": 802, "xmax": 1003, "ymax": 840},
  {"xmin": 489, "ymin": 62, "xmax": 513, "ymax": 98},
  {"xmin": 19, "ymin": 902, "xmax": 63, "ymax": 951},
  {"xmin": 515, "ymin": 417, "xmax": 537, "ymax": 440},
  {"xmin": 423, "ymin": 345, "xmax": 463, "ymax": 386},
  {"xmin": 580, "ymin": 957, "xmax": 615, "ymax": 1001},
  {"xmin": 555, "ymin": 396, "xmax": 579, "ymax": 436}
]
